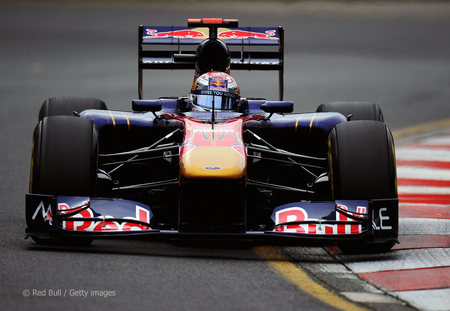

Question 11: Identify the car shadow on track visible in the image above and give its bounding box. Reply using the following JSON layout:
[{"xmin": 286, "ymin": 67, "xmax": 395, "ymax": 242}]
[{"xmin": 24, "ymin": 236, "xmax": 333, "ymax": 262}]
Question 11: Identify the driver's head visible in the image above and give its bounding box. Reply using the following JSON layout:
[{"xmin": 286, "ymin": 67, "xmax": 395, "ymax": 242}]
[{"xmin": 190, "ymin": 72, "xmax": 240, "ymax": 111}]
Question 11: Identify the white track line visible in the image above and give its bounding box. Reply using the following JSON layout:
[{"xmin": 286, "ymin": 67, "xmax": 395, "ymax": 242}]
[
  {"xmin": 397, "ymin": 167, "xmax": 450, "ymax": 180},
  {"xmin": 342, "ymin": 248, "xmax": 450, "ymax": 274},
  {"xmin": 399, "ymin": 218, "xmax": 450, "ymax": 235},
  {"xmin": 392, "ymin": 289, "xmax": 450, "ymax": 311},
  {"xmin": 398, "ymin": 186, "xmax": 450, "ymax": 194},
  {"xmin": 396, "ymin": 148, "xmax": 450, "ymax": 162}
]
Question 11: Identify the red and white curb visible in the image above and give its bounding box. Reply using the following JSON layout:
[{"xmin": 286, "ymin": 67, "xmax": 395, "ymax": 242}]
[{"xmin": 332, "ymin": 131, "xmax": 450, "ymax": 310}]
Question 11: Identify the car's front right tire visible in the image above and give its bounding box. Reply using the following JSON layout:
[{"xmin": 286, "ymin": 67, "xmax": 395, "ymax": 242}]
[
  {"xmin": 30, "ymin": 115, "xmax": 99, "ymax": 196},
  {"xmin": 29, "ymin": 115, "xmax": 98, "ymax": 246}
]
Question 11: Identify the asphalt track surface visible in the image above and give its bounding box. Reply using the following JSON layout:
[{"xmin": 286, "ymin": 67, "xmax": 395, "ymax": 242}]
[{"xmin": 1, "ymin": 1, "xmax": 450, "ymax": 310}]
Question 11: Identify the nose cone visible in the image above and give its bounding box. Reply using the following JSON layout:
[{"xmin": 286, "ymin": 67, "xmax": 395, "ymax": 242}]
[
  {"xmin": 179, "ymin": 118, "xmax": 247, "ymax": 180},
  {"xmin": 181, "ymin": 146, "xmax": 246, "ymax": 179}
]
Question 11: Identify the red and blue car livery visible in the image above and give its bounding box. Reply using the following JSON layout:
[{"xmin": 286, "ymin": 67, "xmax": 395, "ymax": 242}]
[{"xmin": 26, "ymin": 18, "xmax": 398, "ymax": 253}]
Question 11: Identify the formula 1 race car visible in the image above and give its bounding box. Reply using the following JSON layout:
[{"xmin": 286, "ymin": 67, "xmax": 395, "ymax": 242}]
[{"xmin": 26, "ymin": 18, "xmax": 398, "ymax": 253}]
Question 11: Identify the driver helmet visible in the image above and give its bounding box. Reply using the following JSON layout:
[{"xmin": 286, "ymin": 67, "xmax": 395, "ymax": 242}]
[{"xmin": 190, "ymin": 72, "xmax": 240, "ymax": 111}]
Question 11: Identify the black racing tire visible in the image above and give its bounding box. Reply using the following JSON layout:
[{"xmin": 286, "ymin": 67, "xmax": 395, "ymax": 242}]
[
  {"xmin": 317, "ymin": 102, "xmax": 384, "ymax": 122},
  {"xmin": 328, "ymin": 120, "xmax": 397, "ymax": 200},
  {"xmin": 38, "ymin": 96, "xmax": 107, "ymax": 121},
  {"xmin": 30, "ymin": 116, "xmax": 99, "ymax": 196},
  {"xmin": 328, "ymin": 120, "xmax": 397, "ymax": 253}
]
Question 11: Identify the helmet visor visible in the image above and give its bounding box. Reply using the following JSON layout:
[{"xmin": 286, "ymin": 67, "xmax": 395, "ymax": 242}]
[{"xmin": 193, "ymin": 90, "xmax": 239, "ymax": 110}]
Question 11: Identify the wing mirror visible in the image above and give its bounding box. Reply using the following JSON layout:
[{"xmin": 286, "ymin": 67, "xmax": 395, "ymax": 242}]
[
  {"xmin": 132, "ymin": 100, "xmax": 162, "ymax": 117},
  {"xmin": 260, "ymin": 101, "xmax": 293, "ymax": 119}
]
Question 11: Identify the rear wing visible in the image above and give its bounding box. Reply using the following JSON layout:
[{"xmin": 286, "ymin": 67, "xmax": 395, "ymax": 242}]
[{"xmin": 138, "ymin": 19, "xmax": 284, "ymax": 100}]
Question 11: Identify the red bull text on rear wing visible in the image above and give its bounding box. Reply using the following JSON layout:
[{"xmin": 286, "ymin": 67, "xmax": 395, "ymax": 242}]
[
  {"xmin": 141, "ymin": 26, "xmax": 280, "ymax": 45},
  {"xmin": 138, "ymin": 18, "xmax": 284, "ymax": 100}
]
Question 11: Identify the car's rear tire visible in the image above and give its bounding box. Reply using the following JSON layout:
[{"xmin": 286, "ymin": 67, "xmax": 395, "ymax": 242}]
[
  {"xmin": 317, "ymin": 101, "xmax": 384, "ymax": 122},
  {"xmin": 30, "ymin": 116, "xmax": 99, "ymax": 196},
  {"xmin": 328, "ymin": 120, "xmax": 397, "ymax": 253},
  {"xmin": 38, "ymin": 96, "xmax": 107, "ymax": 121}
]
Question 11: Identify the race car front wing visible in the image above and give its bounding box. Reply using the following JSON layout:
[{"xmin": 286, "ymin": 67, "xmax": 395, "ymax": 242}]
[{"xmin": 25, "ymin": 193, "xmax": 398, "ymax": 244}]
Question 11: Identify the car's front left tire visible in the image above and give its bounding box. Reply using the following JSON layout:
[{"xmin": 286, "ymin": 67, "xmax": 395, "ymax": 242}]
[{"xmin": 328, "ymin": 120, "xmax": 398, "ymax": 253}]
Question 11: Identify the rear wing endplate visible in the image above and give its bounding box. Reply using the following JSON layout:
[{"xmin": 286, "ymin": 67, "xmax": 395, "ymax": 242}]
[{"xmin": 138, "ymin": 21, "xmax": 284, "ymax": 100}]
